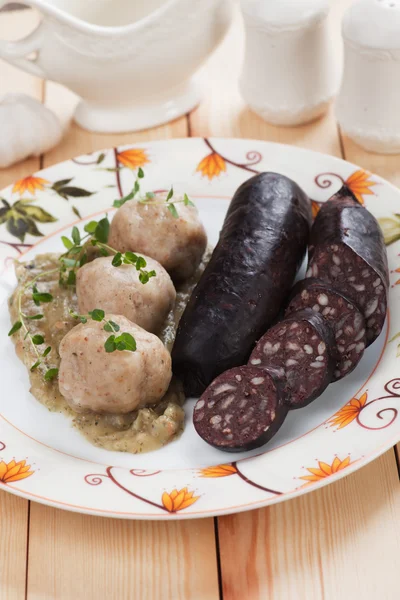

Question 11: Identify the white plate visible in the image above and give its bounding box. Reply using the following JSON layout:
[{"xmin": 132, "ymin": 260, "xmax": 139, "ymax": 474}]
[{"xmin": 0, "ymin": 138, "xmax": 399, "ymax": 519}]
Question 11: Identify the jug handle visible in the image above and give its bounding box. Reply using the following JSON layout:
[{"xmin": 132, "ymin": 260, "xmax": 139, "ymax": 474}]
[{"xmin": 0, "ymin": 3, "xmax": 45, "ymax": 78}]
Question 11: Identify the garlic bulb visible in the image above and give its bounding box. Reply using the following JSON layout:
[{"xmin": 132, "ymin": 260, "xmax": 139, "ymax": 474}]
[{"xmin": 0, "ymin": 93, "xmax": 62, "ymax": 169}]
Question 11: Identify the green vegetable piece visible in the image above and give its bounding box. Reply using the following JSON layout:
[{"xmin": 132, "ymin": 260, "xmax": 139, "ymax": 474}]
[
  {"xmin": 94, "ymin": 217, "xmax": 110, "ymax": 243},
  {"xmin": 89, "ymin": 309, "xmax": 105, "ymax": 321},
  {"xmin": 139, "ymin": 270, "xmax": 156, "ymax": 285},
  {"xmin": 79, "ymin": 252, "xmax": 88, "ymax": 267},
  {"xmin": 8, "ymin": 321, "xmax": 22, "ymax": 336},
  {"xmin": 114, "ymin": 332, "xmax": 136, "ymax": 352},
  {"xmin": 145, "ymin": 192, "xmax": 155, "ymax": 200},
  {"xmin": 32, "ymin": 288, "xmax": 53, "ymax": 305},
  {"xmin": 104, "ymin": 335, "xmax": 116, "ymax": 353},
  {"xmin": 166, "ymin": 187, "xmax": 174, "ymax": 202},
  {"xmin": 44, "ymin": 368, "xmax": 59, "ymax": 381},
  {"xmin": 183, "ymin": 193, "xmax": 195, "ymax": 207},
  {"xmin": 135, "ymin": 255, "xmax": 147, "ymax": 270},
  {"xmin": 61, "ymin": 236, "xmax": 73, "ymax": 250},
  {"xmin": 26, "ymin": 314, "xmax": 44, "ymax": 321},
  {"xmin": 30, "ymin": 360, "xmax": 41, "ymax": 372},
  {"xmin": 84, "ymin": 221, "xmax": 98, "ymax": 234},
  {"xmin": 32, "ymin": 334, "xmax": 44, "ymax": 345},
  {"xmin": 112, "ymin": 252, "xmax": 123, "ymax": 267},
  {"xmin": 124, "ymin": 251, "xmax": 138, "ymax": 264},
  {"xmin": 167, "ymin": 203, "xmax": 179, "ymax": 219},
  {"xmin": 42, "ymin": 346, "xmax": 51, "ymax": 357},
  {"xmin": 104, "ymin": 320, "xmax": 120, "ymax": 333},
  {"xmin": 66, "ymin": 270, "xmax": 76, "ymax": 286},
  {"xmin": 138, "ymin": 167, "xmax": 144, "ymax": 178},
  {"xmin": 71, "ymin": 226, "xmax": 81, "ymax": 245}
]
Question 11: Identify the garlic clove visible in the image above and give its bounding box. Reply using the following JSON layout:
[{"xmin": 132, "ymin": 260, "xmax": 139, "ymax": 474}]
[{"xmin": 0, "ymin": 93, "xmax": 63, "ymax": 169}]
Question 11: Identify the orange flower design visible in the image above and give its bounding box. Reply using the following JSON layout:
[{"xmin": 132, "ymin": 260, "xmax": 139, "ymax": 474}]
[
  {"xmin": 161, "ymin": 487, "xmax": 199, "ymax": 512},
  {"xmin": 199, "ymin": 464, "xmax": 238, "ymax": 478},
  {"xmin": 117, "ymin": 148, "xmax": 150, "ymax": 170},
  {"xmin": 12, "ymin": 176, "xmax": 49, "ymax": 196},
  {"xmin": 345, "ymin": 170, "xmax": 376, "ymax": 204},
  {"xmin": 312, "ymin": 200, "xmax": 321, "ymax": 219},
  {"xmin": 300, "ymin": 456, "xmax": 351, "ymax": 484},
  {"xmin": 196, "ymin": 153, "xmax": 227, "ymax": 180},
  {"xmin": 329, "ymin": 392, "xmax": 368, "ymax": 430},
  {"xmin": 0, "ymin": 459, "xmax": 34, "ymax": 483}
]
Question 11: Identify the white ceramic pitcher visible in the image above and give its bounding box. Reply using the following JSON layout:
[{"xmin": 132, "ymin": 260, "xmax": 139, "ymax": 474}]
[{"xmin": 0, "ymin": 0, "xmax": 233, "ymax": 132}]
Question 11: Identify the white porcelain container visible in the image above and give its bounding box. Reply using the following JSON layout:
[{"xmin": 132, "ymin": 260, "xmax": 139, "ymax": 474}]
[
  {"xmin": 239, "ymin": 0, "xmax": 340, "ymax": 126},
  {"xmin": 337, "ymin": 0, "xmax": 400, "ymax": 154},
  {"xmin": 0, "ymin": 0, "xmax": 233, "ymax": 133}
]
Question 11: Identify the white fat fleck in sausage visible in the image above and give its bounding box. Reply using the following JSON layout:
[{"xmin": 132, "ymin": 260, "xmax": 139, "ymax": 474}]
[
  {"xmin": 318, "ymin": 293, "xmax": 329, "ymax": 306},
  {"xmin": 195, "ymin": 400, "xmax": 205, "ymax": 410},
  {"xmin": 351, "ymin": 283, "xmax": 366, "ymax": 292},
  {"xmin": 373, "ymin": 278, "xmax": 381, "ymax": 287},
  {"xmin": 221, "ymin": 395, "xmax": 235, "ymax": 409},
  {"xmin": 210, "ymin": 415, "xmax": 222, "ymax": 425},
  {"xmin": 310, "ymin": 361, "xmax": 325, "ymax": 368},
  {"xmin": 304, "ymin": 344, "xmax": 313, "ymax": 354},
  {"xmin": 250, "ymin": 358, "xmax": 262, "ymax": 365},
  {"xmin": 285, "ymin": 358, "xmax": 298, "ymax": 367},
  {"xmin": 312, "ymin": 304, "xmax": 320, "ymax": 312},
  {"xmin": 356, "ymin": 342, "xmax": 366, "ymax": 352},
  {"xmin": 251, "ymin": 377, "xmax": 265, "ymax": 385},
  {"xmin": 214, "ymin": 383, "xmax": 236, "ymax": 395},
  {"xmin": 332, "ymin": 255, "xmax": 341, "ymax": 266},
  {"xmin": 355, "ymin": 328, "xmax": 366, "ymax": 341},
  {"xmin": 286, "ymin": 342, "xmax": 300, "ymax": 351},
  {"xmin": 365, "ymin": 298, "xmax": 379, "ymax": 318},
  {"xmin": 318, "ymin": 342, "xmax": 326, "ymax": 355}
]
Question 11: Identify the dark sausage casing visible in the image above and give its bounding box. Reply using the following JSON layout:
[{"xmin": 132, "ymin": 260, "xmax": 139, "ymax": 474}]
[
  {"xmin": 307, "ymin": 185, "xmax": 389, "ymax": 345},
  {"xmin": 172, "ymin": 172, "xmax": 312, "ymax": 396}
]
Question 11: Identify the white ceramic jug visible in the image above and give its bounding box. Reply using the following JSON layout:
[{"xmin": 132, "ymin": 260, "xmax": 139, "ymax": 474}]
[{"xmin": 0, "ymin": 0, "xmax": 233, "ymax": 132}]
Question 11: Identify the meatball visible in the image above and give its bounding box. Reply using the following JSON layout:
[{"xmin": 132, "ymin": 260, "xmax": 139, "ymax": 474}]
[
  {"xmin": 76, "ymin": 255, "xmax": 175, "ymax": 334},
  {"xmin": 108, "ymin": 192, "xmax": 207, "ymax": 281},
  {"xmin": 58, "ymin": 315, "xmax": 172, "ymax": 414}
]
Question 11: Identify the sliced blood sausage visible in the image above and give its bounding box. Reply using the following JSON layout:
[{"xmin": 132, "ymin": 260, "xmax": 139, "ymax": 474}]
[
  {"xmin": 306, "ymin": 185, "xmax": 389, "ymax": 346},
  {"xmin": 172, "ymin": 172, "xmax": 312, "ymax": 396},
  {"xmin": 249, "ymin": 308, "xmax": 336, "ymax": 409},
  {"xmin": 193, "ymin": 366, "xmax": 288, "ymax": 452},
  {"xmin": 285, "ymin": 278, "xmax": 366, "ymax": 381}
]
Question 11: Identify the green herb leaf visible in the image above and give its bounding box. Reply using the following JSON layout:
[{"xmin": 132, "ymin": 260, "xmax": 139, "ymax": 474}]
[
  {"xmin": 138, "ymin": 167, "xmax": 144, "ymax": 179},
  {"xmin": 109, "ymin": 320, "xmax": 120, "ymax": 332},
  {"xmin": 89, "ymin": 309, "xmax": 105, "ymax": 322},
  {"xmin": 139, "ymin": 269, "xmax": 156, "ymax": 285},
  {"xmin": 97, "ymin": 152, "xmax": 106, "ymax": 164},
  {"xmin": 32, "ymin": 290, "xmax": 53, "ymax": 305},
  {"xmin": 8, "ymin": 321, "xmax": 22, "ymax": 336},
  {"xmin": 104, "ymin": 335, "xmax": 116, "ymax": 353},
  {"xmin": 61, "ymin": 236, "xmax": 74, "ymax": 250},
  {"xmin": 84, "ymin": 221, "xmax": 98, "ymax": 234},
  {"xmin": 124, "ymin": 251, "xmax": 138, "ymax": 264},
  {"xmin": 112, "ymin": 252, "xmax": 123, "ymax": 267},
  {"xmin": 104, "ymin": 320, "xmax": 120, "ymax": 333},
  {"xmin": 79, "ymin": 253, "xmax": 88, "ymax": 267},
  {"xmin": 94, "ymin": 217, "xmax": 110, "ymax": 243},
  {"xmin": 134, "ymin": 180, "xmax": 140, "ymax": 195},
  {"xmin": 71, "ymin": 226, "xmax": 81, "ymax": 245},
  {"xmin": 135, "ymin": 256, "xmax": 147, "ymax": 270},
  {"xmin": 113, "ymin": 190, "xmax": 135, "ymax": 209},
  {"xmin": 68, "ymin": 246, "xmax": 82, "ymax": 255},
  {"xmin": 145, "ymin": 192, "xmax": 155, "ymax": 199},
  {"xmin": 42, "ymin": 346, "xmax": 51, "ymax": 357},
  {"xmin": 167, "ymin": 203, "xmax": 179, "ymax": 219},
  {"xmin": 60, "ymin": 257, "xmax": 78, "ymax": 268},
  {"xmin": 31, "ymin": 334, "xmax": 44, "ymax": 345},
  {"xmin": 183, "ymin": 193, "xmax": 195, "ymax": 207},
  {"xmin": 99, "ymin": 247, "xmax": 109, "ymax": 257},
  {"xmin": 166, "ymin": 187, "xmax": 174, "ymax": 202},
  {"xmin": 44, "ymin": 368, "xmax": 58, "ymax": 381},
  {"xmin": 66, "ymin": 270, "xmax": 76, "ymax": 286},
  {"xmin": 25, "ymin": 314, "xmax": 44, "ymax": 320},
  {"xmin": 30, "ymin": 360, "xmax": 41, "ymax": 372},
  {"xmin": 114, "ymin": 332, "xmax": 136, "ymax": 352}
]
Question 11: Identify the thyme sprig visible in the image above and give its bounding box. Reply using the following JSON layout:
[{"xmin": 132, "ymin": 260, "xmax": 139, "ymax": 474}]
[
  {"xmin": 90, "ymin": 241, "xmax": 156, "ymax": 284},
  {"xmin": 139, "ymin": 189, "xmax": 194, "ymax": 218},
  {"xmin": 8, "ymin": 268, "xmax": 59, "ymax": 379},
  {"xmin": 70, "ymin": 309, "xmax": 136, "ymax": 353}
]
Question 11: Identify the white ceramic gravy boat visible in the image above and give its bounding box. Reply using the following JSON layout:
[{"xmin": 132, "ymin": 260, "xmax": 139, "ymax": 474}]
[{"xmin": 0, "ymin": 0, "xmax": 232, "ymax": 132}]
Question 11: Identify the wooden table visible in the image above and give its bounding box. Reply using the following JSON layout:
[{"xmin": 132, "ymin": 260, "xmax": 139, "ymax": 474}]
[{"xmin": 1, "ymin": 3, "xmax": 400, "ymax": 599}]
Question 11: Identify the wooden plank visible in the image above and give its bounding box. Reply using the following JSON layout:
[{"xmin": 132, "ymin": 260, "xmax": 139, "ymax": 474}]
[
  {"xmin": 26, "ymin": 85, "xmax": 219, "ymax": 600},
  {"xmin": 218, "ymin": 451, "xmax": 400, "ymax": 600},
  {"xmin": 28, "ymin": 505, "xmax": 219, "ymax": 600},
  {"xmin": 188, "ymin": 1, "xmax": 400, "ymax": 598},
  {"xmin": 0, "ymin": 9, "xmax": 42, "ymax": 600},
  {"xmin": 0, "ymin": 492, "xmax": 29, "ymax": 600}
]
